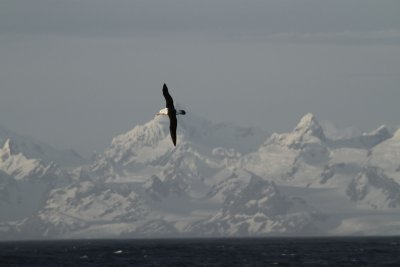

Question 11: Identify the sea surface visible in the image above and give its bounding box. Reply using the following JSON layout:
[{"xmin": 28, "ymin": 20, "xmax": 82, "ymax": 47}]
[{"xmin": 1, "ymin": 237, "xmax": 399, "ymax": 266}]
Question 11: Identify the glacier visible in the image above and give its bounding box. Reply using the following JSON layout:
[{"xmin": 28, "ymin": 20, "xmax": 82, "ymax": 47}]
[{"xmin": 0, "ymin": 112, "xmax": 400, "ymax": 239}]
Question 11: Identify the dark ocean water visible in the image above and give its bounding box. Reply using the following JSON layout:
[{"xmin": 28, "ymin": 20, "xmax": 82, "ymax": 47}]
[{"xmin": 1, "ymin": 237, "xmax": 399, "ymax": 267}]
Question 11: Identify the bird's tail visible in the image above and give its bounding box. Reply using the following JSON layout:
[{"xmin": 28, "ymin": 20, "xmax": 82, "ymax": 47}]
[{"xmin": 176, "ymin": 110, "xmax": 186, "ymax": 115}]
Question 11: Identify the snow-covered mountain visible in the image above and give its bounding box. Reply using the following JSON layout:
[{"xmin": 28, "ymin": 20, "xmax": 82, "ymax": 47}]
[
  {"xmin": 90, "ymin": 113, "xmax": 267, "ymax": 184},
  {"xmin": 0, "ymin": 139, "xmax": 74, "ymax": 239},
  {"xmin": 0, "ymin": 125, "xmax": 85, "ymax": 167},
  {"xmin": 1, "ymin": 112, "xmax": 400, "ymax": 239}
]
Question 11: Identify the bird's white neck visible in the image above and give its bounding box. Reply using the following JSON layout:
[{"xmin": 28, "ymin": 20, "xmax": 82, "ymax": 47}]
[{"xmin": 157, "ymin": 108, "xmax": 169, "ymax": 115}]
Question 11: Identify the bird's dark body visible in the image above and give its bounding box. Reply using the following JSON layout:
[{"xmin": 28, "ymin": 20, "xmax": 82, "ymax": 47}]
[{"xmin": 162, "ymin": 84, "xmax": 185, "ymax": 146}]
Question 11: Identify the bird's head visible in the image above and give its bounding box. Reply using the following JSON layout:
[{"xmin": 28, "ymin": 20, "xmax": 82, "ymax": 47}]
[{"xmin": 156, "ymin": 108, "xmax": 169, "ymax": 116}]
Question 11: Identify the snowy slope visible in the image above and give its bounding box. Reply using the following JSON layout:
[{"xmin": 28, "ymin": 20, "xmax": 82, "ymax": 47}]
[
  {"xmin": 369, "ymin": 129, "xmax": 400, "ymax": 181},
  {"xmin": 187, "ymin": 169, "xmax": 325, "ymax": 236},
  {"xmin": 347, "ymin": 166, "xmax": 400, "ymax": 209}
]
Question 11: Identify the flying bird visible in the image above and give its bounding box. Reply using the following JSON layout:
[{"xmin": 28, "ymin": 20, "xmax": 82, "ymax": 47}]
[{"xmin": 157, "ymin": 84, "xmax": 186, "ymax": 146}]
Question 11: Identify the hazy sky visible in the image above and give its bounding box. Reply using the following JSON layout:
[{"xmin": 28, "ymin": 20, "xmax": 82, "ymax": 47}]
[{"xmin": 1, "ymin": 0, "xmax": 400, "ymax": 156}]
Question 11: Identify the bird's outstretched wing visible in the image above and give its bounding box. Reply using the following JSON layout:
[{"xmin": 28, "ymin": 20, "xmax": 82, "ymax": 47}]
[
  {"xmin": 169, "ymin": 114, "xmax": 177, "ymax": 146},
  {"xmin": 163, "ymin": 84, "xmax": 174, "ymax": 109}
]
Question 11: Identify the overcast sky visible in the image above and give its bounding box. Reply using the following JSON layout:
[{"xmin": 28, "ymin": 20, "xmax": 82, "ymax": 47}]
[{"xmin": 1, "ymin": 0, "xmax": 400, "ymax": 156}]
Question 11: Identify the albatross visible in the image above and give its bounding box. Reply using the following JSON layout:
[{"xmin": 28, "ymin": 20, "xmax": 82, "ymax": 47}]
[{"xmin": 156, "ymin": 84, "xmax": 186, "ymax": 146}]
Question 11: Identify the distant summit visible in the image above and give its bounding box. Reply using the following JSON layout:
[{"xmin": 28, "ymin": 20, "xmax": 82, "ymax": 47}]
[
  {"xmin": 294, "ymin": 113, "xmax": 326, "ymax": 142},
  {"xmin": 0, "ymin": 139, "xmax": 14, "ymax": 160},
  {"xmin": 0, "ymin": 124, "xmax": 85, "ymax": 167},
  {"xmin": 264, "ymin": 113, "xmax": 326, "ymax": 149}
]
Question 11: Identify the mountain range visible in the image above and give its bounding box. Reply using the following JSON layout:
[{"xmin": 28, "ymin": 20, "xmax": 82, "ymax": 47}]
[{"xmin": 1, "ymin": 112, "xmax": 400, "ymax": 240}]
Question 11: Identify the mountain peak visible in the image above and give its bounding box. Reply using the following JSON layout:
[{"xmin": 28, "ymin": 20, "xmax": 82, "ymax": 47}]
[
  {"xmin": 263, "ymin": 113, "xmax": 326, "ymax": 148},
  {"xmin": 0, "ymin": 125, "xmax": 85, "ymax": 167},
  {"xmin": 2, "ymin": 138, "xmax": 13, "ymax": 153},
  {"xmin": 297, "ymin": 113, "xmax": 316, "ymax": 125},
  {"xmin": 114, "ymin": 117, "xmax": 170, "ymax": 146},
  {"xmin": 1, "ymin": 139, "xmax": 15, "ymax": 159},
  {"xmin": 293, "ymin": 113, "xmax": 326, "ymax": 141}
]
